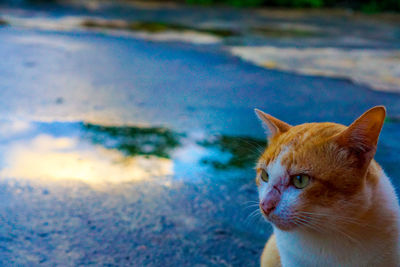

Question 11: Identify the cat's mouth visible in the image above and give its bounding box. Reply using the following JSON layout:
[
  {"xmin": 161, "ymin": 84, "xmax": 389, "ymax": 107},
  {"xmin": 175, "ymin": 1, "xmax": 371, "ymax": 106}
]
[{"xmin": 260, "ymin": 207, "xmax": 298, "ymax": 231}]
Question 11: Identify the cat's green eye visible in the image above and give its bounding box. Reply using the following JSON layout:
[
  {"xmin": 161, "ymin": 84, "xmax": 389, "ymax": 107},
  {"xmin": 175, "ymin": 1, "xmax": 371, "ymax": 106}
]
[
  {"xmin": 292, "ymin": 174, "xmax": 310, "ymax": 189},
  {"xmin": 260, "ymin": 169, "xmax": 269, "ymax": 183}
]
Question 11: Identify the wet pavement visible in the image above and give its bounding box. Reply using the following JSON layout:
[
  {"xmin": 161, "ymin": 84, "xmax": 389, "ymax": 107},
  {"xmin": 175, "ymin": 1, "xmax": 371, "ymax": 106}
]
[
  {"xmin": 0, "ymin": 2, "xmax": 400, "ymax": 266},
  {"xmin": 0, "ymin": 121, "xmax": 267, "ymax": 266}
]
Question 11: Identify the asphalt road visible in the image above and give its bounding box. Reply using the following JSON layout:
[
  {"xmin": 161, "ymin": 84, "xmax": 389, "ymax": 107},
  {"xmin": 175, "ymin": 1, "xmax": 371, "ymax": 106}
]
[{"xmin": 0, "ymin": 3, "xmax": 399, "ymax": 266}]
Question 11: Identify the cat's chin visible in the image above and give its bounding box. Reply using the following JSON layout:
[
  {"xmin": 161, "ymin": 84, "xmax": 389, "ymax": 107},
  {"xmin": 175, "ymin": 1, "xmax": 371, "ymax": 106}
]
[
  {"xmin": 264, "ymin": 214, "xmax": 298, "ymax": 231},
  {"xmin": 270, "ymin": 221, "xmax": 297, "ymax": 231}
]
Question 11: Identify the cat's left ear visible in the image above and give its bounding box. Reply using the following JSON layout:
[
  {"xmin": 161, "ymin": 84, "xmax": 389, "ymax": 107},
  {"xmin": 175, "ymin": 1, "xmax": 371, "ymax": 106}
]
[
  {"xmin": 255, "ymin": 109, "xmax": 291, "ymax": 137},
  {"xmin": 336, "ymin": 106, "xmax": 386, "ymax": 160}
]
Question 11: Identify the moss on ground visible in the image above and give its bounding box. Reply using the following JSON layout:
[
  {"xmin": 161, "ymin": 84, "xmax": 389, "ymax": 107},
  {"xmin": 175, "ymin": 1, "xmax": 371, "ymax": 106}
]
[
  {"xmin": 185, "ymin": 0, "xmax": 400, "ymax": 12},
  {"xmin": 200, "ymin": 135, "xmax": 267, "ymax": 169},
  {"xmin": 385, "ymin": 116, "xmax": 400, "ymax": 123},
  {"xmin": 0, "ymin": 18, "xmax": 8, "ymax": 26},
  {"xmin": 82, "ymin": 123, "xmax": 266, "ymax": 168},
  {"xmin": 81, "ymin": 20, "xmax": 237, "ymax": 37},
  {"xmin": 82, "ymin": 123, "xmax": 181, "ymax": 158},
  {"xmin": 252, "ymin": 26, "xmax": 320, "ymax": 38}
]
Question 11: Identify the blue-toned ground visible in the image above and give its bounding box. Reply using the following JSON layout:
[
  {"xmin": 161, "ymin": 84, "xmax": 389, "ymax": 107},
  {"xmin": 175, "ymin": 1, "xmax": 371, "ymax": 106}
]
[{"xmin": 0, "ymin": 2, "xmax": 400, "ymax": 266}]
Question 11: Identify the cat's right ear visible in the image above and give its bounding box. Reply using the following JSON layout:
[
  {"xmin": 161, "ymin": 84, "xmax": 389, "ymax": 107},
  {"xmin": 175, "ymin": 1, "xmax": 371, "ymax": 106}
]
[
  {"xmin": 335, "ymin": 106, "xmax": 386, "ymax": 165},
  {"xmin": 255, "ymin": 109, "xmax": 291, "ymax": 137}
]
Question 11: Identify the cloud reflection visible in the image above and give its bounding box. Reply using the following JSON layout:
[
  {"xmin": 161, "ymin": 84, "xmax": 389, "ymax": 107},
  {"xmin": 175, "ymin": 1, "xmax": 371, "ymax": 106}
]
[
  {"xmin": 1, "ymin": 134, "xmax": 173, "ymax": 186},
  {"xmin": 0, "ymin": 120, "xmax": 32, "ymax": 137},
  {"xmin": 0, "ymin": 120, "xmax": 267, "ymax": 188}
]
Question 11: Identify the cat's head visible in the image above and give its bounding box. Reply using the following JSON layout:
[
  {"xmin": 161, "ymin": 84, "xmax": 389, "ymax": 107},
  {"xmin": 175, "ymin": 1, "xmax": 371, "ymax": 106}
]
[{"xmin": 255, "ymin": 106, "xmax": 386, "ymax": 231}]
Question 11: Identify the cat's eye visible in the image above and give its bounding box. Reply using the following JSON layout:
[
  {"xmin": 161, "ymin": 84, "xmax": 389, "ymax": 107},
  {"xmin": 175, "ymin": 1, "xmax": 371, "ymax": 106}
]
[
  {"xmin": 260, "ymin": 169, "xmax": 269, "ymax": 183},
  {"xmin": 292, "ymin": 174, "xmax": 310, "ymax": 189}
]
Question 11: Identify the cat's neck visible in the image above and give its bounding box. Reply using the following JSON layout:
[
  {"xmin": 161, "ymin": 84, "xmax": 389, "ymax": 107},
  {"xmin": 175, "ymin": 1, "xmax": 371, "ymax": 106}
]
[{"xmin": 275, "ymin": 164, "xmax": 400, "ymax": 267}]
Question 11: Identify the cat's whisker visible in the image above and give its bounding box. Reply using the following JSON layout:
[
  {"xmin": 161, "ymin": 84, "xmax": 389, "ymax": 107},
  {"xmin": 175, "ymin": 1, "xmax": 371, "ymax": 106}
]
[
  {"xmin": 243, "ymin": 204, "xmax": 261, "ymax": 211},
  {"xmin": 244, "ymin": 208, "xmax": 263, "ymax": 226},
  {"xmin": 255, "ymin": 213, "xmax": 267, "ymax": 228},
  {"xmin": 292, "ymin": 218, "xmax": 304, "ymax": 229},
  {"xmin": 233, "ymin": 137, "xmax": 265, "ymax": 156},
  {"xmin": 295, "ymin": 215, "xmax": 326, "ymax": 234},
  {"xmin": 245, "ymin": 204, "xmax": 260, "ymax": 209},
  {"xmin": 298, "ymin": 211, "xmax": 363, "ymax": 220},
  {"xmin": 294, "ymin": 216, "xmax": 325, "ymax": 234},
  {"xmin": 297, "ymin": 214, "xmax": 336, "ymax": 230},
  {"xmin": 296, "ymin": 215, "xmax": 364, "ymax": 249},
  {"xmin": 236, "ymin": 137, "xmax": 265, "ymax": 153},
  {"xmin": 248, "ymin": 212, "xmax": 265, "ymax": 228},
  {"xmin": 292, "ymin": 212, "xmax": 368, "ymax": 242},
  {"xmin": 242, "ymin": 201, "xmax": 260, "ymax": 205},
  {"xmin": 242, "ymin": 202, "xmax": 260, "ymax": 207},
  {"xmin": 303, "ymin": 215, "xmax": 363, "ymax": 246},
  {"xmin": 296, "ymin": 211, "xmax": 383, "ymax": 230},
  {"xmin": 329, "ymin": 225, "xmax": 362, "ymax": 246},
  {"xmin": 243, "ymin": 202, "xmax": 260, "ymax": 206},
  {"xmin": 246, "ymin": 208, "xmax": 260, "ymax": 218},
  {"xmin": 297, "ymin": 214, "xmax": 338, "ymax": 233},
  {"xmin": 297, "ymin": 211, "xmax": 366, "ymax": 225}
]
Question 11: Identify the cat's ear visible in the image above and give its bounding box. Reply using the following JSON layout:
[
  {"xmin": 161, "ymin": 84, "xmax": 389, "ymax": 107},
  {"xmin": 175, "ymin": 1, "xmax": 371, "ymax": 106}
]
[
  {"xmin": 255, "ymin": 109, "xmax": 291, "ymax": 137},
  {"xmin": 336, "ymin": 106, "xmax": 386, "ymax": 159}
]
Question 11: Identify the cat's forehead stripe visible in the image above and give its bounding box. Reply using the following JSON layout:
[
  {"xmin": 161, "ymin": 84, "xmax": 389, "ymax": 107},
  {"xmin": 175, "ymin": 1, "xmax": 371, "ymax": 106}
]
[
  {"xmin": 267, "ymin": 146, "xmax": 291, "ymax": 184},
  {"xmin": 261, "ymin": 123, "xmax": 346, "ymax": 166}
]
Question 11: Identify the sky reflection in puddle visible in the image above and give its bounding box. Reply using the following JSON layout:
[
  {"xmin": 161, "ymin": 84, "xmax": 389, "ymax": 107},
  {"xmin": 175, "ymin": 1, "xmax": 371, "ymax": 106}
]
[{"xmin": 0, "ymin": 120, "xmax": 265, "ymax": 188}]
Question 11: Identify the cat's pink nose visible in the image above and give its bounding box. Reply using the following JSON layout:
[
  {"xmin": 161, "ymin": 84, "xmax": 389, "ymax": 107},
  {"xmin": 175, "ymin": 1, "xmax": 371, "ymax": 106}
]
[
  {"xmin": 260, "ymin": 187, "xmax": 281, "ymax": 216},
  {"xmin": 260, "ymin": 200, "xmax": 276, "ymax": 216}
]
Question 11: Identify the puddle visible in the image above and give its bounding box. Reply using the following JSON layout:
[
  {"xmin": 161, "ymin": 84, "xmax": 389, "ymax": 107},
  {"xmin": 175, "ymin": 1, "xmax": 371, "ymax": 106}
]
[{"xmin": 0, "ymin": 120, "xmax": 266, "ymax": 187}]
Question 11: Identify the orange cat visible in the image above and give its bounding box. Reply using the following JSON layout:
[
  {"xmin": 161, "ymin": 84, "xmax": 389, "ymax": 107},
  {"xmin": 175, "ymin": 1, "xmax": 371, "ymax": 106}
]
[{"xmin": 255, "ymin": 106, "xmax": 400, "ymax": 267}]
